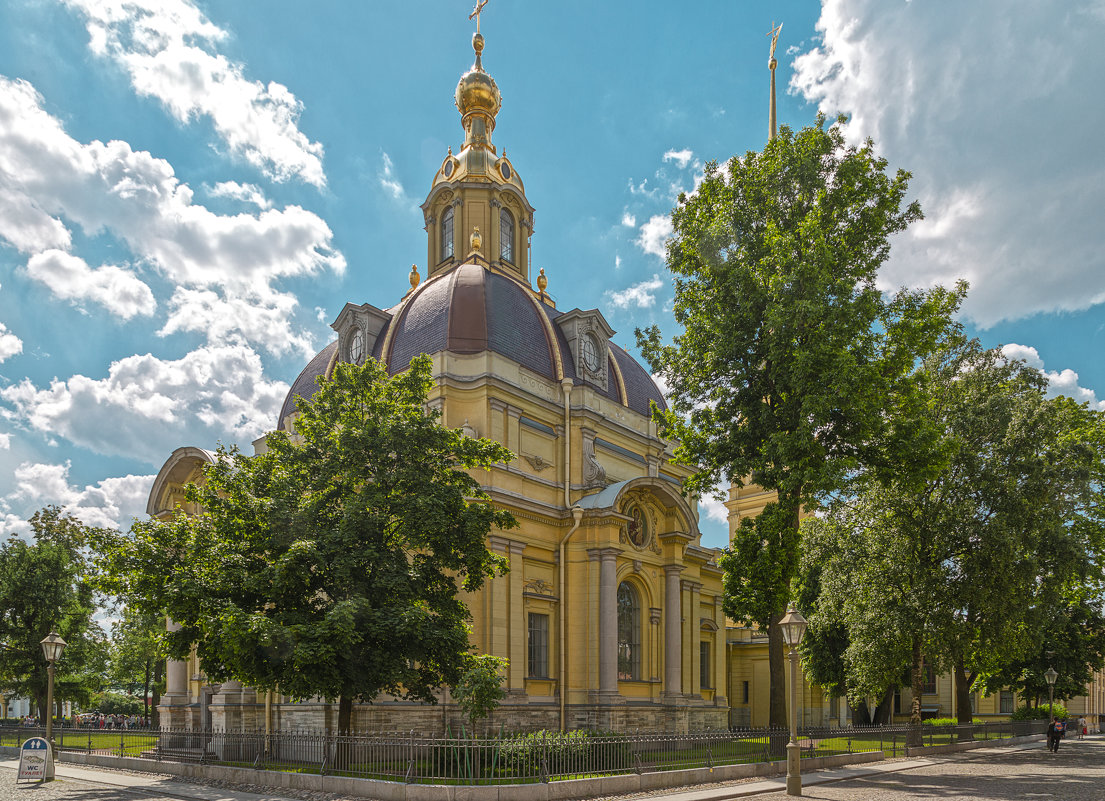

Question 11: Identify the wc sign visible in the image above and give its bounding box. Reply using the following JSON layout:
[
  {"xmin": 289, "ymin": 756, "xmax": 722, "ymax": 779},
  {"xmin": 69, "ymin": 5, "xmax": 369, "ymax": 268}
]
[{"xmin": 18, "ymin": 737, "xmax": 54, "ymax": 782}]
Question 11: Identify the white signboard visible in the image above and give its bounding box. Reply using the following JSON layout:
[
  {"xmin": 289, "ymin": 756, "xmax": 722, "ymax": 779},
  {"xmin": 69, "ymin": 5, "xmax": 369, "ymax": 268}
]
[{"xmin": 18, "ymin": 737, "xmax": 53, "ymax": 782}]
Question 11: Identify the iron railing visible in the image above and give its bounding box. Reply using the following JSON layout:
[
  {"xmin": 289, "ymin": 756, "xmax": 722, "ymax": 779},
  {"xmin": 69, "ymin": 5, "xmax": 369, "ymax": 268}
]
[{"xmin": 0, "ymin": 720, "xmax": 1049, "ymax": 785}]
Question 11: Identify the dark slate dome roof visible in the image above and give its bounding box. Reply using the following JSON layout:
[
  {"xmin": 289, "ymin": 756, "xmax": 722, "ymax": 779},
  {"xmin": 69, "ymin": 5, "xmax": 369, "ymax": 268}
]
[{"xmin": 278, "ymin": 263, "xmax": 666, "ymax": 429}]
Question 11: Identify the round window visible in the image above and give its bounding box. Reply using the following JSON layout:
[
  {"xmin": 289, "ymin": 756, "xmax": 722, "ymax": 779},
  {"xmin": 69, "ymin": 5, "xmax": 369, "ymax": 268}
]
[
  {"xmin": 500, "ymin": 162, "xmax": 512, "ymax": 180},
  {"xmin": 349, "ymin": 329, "xmax": 364, "ymax": 365},
  {"xmin": 581, "ymin": 334, "xmax": 600, "ymax": 373},
  {"xmin": 443, "ymin": 159, "xmax": 455, "ymax": 178}
]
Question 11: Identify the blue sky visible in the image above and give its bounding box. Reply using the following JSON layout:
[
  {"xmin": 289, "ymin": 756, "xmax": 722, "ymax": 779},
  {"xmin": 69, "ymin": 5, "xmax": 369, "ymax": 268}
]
[{"xmin": 1, "ymin": 0, "xmax": 1103, "ymax": 549}]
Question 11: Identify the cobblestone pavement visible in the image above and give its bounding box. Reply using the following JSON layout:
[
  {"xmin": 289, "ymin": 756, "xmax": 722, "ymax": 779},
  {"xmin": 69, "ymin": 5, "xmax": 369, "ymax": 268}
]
[{"xmin": 758, "ymin": 737, "xmax": 1105, "ymax": 800}]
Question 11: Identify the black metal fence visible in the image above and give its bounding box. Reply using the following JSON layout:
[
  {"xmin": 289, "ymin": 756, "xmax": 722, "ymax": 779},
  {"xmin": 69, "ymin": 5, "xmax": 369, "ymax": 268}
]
[{"xmin": 0, "ymin": 720, "xmax": 1048, "ymax": 785}]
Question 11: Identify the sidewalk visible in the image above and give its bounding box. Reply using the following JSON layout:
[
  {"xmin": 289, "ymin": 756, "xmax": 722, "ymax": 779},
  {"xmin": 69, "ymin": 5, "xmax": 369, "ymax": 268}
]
[
  {"xmin": 0, "ymin": 756, "xmax": 304, "ymax": 801},
  {"xmin": 0, "ymin": 737, "xmax": 1076, "ymax": 801}
]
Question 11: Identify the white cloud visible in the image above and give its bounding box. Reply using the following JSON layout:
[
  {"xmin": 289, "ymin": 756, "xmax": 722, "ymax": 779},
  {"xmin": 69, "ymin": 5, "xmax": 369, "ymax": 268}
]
[
  {"xmin": 615, "ymin": 254, "xmax": 622, "ymax": 270},
  {"xmin": 663, "ymin": 148, "xmax": 694, "ymax": 169},
  {"xmin": 0, "ymin": 76, "xmax": 343, "ymax": 352},
  {"xmin": 790, "ymin": 0, "xmax": 1105, "ymax": 327},
  {"xmin": 0, "ymin": 343, "xmax": 289, "ymax": 465},
  {"xmin": 379, "ymin": 152, "xmax": 409, "ymax": 203},
  {"xmin": 0, "ymin": 432, "xmax": 9, "ymax": 449},
  {"xmin": 1000, "ymin": 343, "xmax": 1105, "ymax": 410},
  {"xmin": 159, "ymin": 286, "xmax": 315, "ymax": 357},
  {"xmin": 635, "ymin": 214, "xmax": 673, "ymax": 258},
  {"xmin": 699, "ymin": 494, "xmax": 730, "ymax": 525},
  {"xmin": 0, "ymin": 322, "xmax": 21, "ymax": 362},
  {"xmin": 0, "ymin": 461, "xmax": 153, "ymax": 533},
  {"xmin": 606, "ymin": 274, "xmax": 663, "ymax": 309},
  {"xmin": 26, "ymin": 249, "xmax": 156, "ymax": 319},
  {"xmin": 207, "ymin": 181, "xmax": 272, "ymax": 210},
  {"xmin": 63, "ymin": 0, "xmax": 326, "ymax": 187},
  {"xmin": 621, "ymin": 211, "xmax": 636, "ymax": 227}
]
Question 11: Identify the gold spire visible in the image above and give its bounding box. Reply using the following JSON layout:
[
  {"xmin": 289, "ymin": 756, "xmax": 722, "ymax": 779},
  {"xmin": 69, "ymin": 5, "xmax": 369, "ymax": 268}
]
[
  {"xmin": 767, "ymin": 22, "xmax": 783, "ymax": 141},
  {"xmin": 456, "ymin": 2, "xmax": 501, "ymax": 151}
]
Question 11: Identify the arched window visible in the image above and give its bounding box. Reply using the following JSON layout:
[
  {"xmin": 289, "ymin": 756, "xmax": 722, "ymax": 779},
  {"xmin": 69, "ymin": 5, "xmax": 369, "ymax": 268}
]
[
  {"xmin": 441, "ymin": 206, "xmax": 454, "ymax": 261},
  {"xmin": 617, "ymin": 581, "xmax": 641, "ymax": 680},
  {"xmin": 500, "ymin": 208, "xmax": 514, "ymax": 263}
]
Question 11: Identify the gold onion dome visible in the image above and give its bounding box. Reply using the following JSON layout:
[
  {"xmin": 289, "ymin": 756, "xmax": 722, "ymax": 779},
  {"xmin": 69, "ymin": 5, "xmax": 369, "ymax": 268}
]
[{"xmin": 456, "ymin": 33, "xmax": 501, "ymax": 120}]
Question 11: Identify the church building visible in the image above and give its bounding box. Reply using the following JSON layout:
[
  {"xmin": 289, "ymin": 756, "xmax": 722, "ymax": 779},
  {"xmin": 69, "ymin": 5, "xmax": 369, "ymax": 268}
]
[{"xmin": 146, "ymin": 21, "xmax": 728, "ymax": 734}]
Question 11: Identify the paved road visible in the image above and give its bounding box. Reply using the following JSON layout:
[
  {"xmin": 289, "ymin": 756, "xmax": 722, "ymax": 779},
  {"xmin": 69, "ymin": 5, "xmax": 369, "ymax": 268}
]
[{"xmin": 755, "ymin": 737, "xmax": 1105, "ymax": 800}]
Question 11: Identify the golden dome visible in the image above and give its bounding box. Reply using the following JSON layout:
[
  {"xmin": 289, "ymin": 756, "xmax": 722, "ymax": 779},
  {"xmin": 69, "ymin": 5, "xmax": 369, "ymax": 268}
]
[{"xmin": 455, "ymin": 33, "xmax": 501, "ymax": 120}]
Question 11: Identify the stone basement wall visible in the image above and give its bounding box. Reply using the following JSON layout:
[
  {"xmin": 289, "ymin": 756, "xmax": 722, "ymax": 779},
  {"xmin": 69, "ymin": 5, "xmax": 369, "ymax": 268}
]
[{"xmin": 270, "ymin": 700, "xmax": 728, "ymax": 735}]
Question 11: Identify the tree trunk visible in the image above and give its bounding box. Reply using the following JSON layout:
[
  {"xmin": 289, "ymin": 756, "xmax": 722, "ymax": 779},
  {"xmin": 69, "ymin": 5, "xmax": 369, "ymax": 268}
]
[
  {"xmin": 151, "ymin": 660, "xmax": 163, "ymax": 728},
  {"xmin": 767, "ymin": 609, "xmax": 788, "ymax": 757},
  {"xmin": 953, "ymin": 656, "xmax": 976, "ymax": 741},
  {"xmin": 907, "ymin": 636, "xmax": 923, "ymax": 746},
  {"xmin": 143, "ymin": 657, "xmax": 152, "ymax": 722},
  {"xmin": 873, "ymin": 686, "xmax": 895, "ymax": 725},
  {"xmin": 36, "ymin": 692, "xmax": 48, "ymax": 725},
  {"xmin": 338, "ymin": 694, "xmax": 353, "ymax": 735}
]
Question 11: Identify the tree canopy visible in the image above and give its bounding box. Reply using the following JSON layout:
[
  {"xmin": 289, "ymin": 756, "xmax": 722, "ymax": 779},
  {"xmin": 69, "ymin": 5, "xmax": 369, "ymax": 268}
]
[
  {"xmin": 800, "ymin": 340, "xmax": 1105, "ymax": 725},
  {"xmin": 97, "ymin": 355, "xmax": 517, "ymax": 733},
  {"xmin": 0, "ymin": 507, "xmax": 106, "ymax": 720},
  {"xmin": 638, "ymin": 114, "xmax": 960, "ymax": 725}
]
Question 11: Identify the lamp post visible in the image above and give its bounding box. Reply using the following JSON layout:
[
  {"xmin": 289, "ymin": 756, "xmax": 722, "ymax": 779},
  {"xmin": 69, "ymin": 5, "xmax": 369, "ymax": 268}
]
[
  {"xmin": 780, "ymin": 607, "xmax": 809, "ymax": 797},
  {"xmin": 1045, "ymin": 667, "xmax": 1058, "ymax": 723},
  {"xmin": 40, "ymin": 632, "xmax": 67, "ymax": 750}
]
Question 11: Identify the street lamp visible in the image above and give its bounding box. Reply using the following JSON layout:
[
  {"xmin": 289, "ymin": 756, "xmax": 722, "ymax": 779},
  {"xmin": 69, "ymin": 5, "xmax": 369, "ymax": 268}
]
[
  {"xmin": 780, "ymin": 607, "xmax": 808, "ymax": 797},
  {"xmin": 1045, "ymin": 667, "xmax": 1058, "ymax": 723},
  {"xmin": 40, "ymin": 632, "xmax": 67, "ymax": 749}
]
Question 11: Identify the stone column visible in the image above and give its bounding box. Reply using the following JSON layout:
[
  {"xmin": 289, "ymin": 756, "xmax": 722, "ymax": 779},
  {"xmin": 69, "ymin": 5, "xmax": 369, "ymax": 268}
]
[
  {"xmin": 663, "ymin": 566, "xmax": 683, "ymax": 699},
  {"xmin": 592, "ymin": 547, "xmax": 622, "ymax": 696},
  {"xmin": 507, "ymin": 541, "xmax": 527, "ymax": 693},
  {"xmin": 688, "ymin": 581, "xmax": 701, "ymax": 696},
  {"xmin": 714, "ymin": 596, "xmax": 727, "ymax": 706}
]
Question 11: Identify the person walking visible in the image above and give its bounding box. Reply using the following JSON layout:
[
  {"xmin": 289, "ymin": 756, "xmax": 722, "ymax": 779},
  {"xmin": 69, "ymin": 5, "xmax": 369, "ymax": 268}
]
[
  {"xmin": 1079, "ymin": 716, "xmax": 1087, "ymax": 739},
  {"xmin": 1048, "ymin": 718, "xmax": 1066, "ymax": 752}
]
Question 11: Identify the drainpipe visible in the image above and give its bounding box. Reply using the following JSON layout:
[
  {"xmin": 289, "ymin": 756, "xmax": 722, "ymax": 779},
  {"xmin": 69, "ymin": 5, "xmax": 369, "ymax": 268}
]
[
  {"xmin": 559, "ymin": 505, "xmax": 584, "ymax": 731},
  {"xmin": 264, "ymin": 689, "xmax": 273, "ymax": 756},
  {"xmin": 561, "ymin": 378, "xmax": 573, "ymax": 508}
]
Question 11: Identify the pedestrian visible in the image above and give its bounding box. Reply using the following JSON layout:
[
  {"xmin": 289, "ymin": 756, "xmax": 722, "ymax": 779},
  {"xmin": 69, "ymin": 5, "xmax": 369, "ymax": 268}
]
[{"xmin": 1048, "ymin": 718, "xmax": 1066, "ymax": 752}]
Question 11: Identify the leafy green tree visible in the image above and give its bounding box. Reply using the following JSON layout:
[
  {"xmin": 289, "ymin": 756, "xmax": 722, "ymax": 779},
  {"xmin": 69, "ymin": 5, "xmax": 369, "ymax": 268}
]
[
  {"xmin": 0, "ymin": 507, "xmax": 107, "ymax": 721},
  {"xmin": 638, "ymin": 114, "xmax": 960, "ymax": 726},
  {"xmin": 96, "ymin": 355, "xmax": 517, "ymax": 734},
  {"xmin": 107, "ymin": 607, "xmax": 165, "ymax": 723},
  {"xmin": 802, "ymin": 340, "xmax": 1105, "ymax": 733},
  {"xmin": 451, "ymin": 654, "xmax": 508, "ymax": 734}
]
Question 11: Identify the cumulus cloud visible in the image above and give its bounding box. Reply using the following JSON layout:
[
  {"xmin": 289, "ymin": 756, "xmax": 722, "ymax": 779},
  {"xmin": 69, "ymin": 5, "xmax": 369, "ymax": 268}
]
[
  {"xmin": 0, "ymin": 432, "xmax": 9, "ymax": 449},
  {"xmin": 0, "ymin": 322, "xmax": 21, "ymax": 362},
  {"xmin": 159, "ymin": 286, "xmax": 315, "ymax": 357},
  {"xmin": 0, "ymin": 342, "xmax": 289, "ymax": 465},
  {"xmin": 0, "ymin": 461, "xmax": 153, "ymax": 534},
  {"xmin": 1000, "ymin": 343, "xmax": 1105, "ymax": 410},
  {"xmin": 62, "ymin": 0, "xmax": 326, "ymax": 187},
  {"xmin": 25, "ymin": 249, "xmax": 156, "ymax": 319},
  {"xmin": 663, "ymin": 148, "xmax": 694, "ymax": 169},
  {"xmin": 699, "ymin": 494, "xmax": 730, "ymax": 525},
  {"xmin": 636, "ymin": 214, "xmax": 673, "ymax": 258},
  {"xmin": 207, "ymin": 181, "xmax": 272, "ymax": 210},
  {"xmin": 621, "ymin": 211, "xmax": 636, "ymax": 228},
  {"xmin": 606, "ymin": 274, "xmax": 663, "ymax": 309},
  {"xmin": 0, "ymin": 76, "xmax": 343, "ymax": 350},
  {"xmin": 790, "ymin": 0, "xmax": 1105, "ymax": 327}
]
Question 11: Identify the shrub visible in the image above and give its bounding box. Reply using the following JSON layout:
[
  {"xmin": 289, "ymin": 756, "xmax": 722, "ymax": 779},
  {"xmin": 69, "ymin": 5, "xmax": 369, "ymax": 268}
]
[
  {"xmin": 497, "ymin": 729, "xmax": 633, "ymax": 778},
  {"xmin": 922, "ymin": 717, "xmax": 983, "ymax": 726},
  {"xmin": 1011, "ymin": 703, "xmax": 1068, "ymax": 721}
]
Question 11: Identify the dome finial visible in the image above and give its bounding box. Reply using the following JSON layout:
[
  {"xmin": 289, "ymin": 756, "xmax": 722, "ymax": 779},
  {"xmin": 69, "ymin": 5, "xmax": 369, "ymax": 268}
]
[{"xmin": 456, "ymin": 0, "xmax": 501, "ymax": 148}]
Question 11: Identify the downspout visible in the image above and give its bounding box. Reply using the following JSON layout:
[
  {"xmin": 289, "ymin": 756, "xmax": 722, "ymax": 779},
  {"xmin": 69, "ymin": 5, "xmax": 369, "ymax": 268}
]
[
  {"xmin": 264, "ymin": 689, "xmax": 273, "ymax": 756},
  {"xmin": 561, "ymin": 378, "xmax": 573, "ymax": 508},
  {"xmin": 559, "ymin": 505, "xmax": 584, "ymax": 731}
]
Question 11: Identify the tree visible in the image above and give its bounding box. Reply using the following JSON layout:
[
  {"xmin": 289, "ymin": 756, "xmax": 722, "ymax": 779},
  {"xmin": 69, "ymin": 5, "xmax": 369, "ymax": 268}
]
[
  {"xmin": 107, "ymin": 607, "xmax": 165, "ymax": 723},
  {"xmin": 96, "ymin": 355, "xmax": 516, "ymax": 734},
  {"xmin": 0, "ymin": 507, "xmax": 106, "ymax": 721},
  {"xmin": 638, "ymin": 114, "xmax": 960, "ymax": 726},
  {"xmin": 451, "ymin": 654, "xmax": 508, "ymax": 735},
  {"xmin": 801, "ymin": 340, "xmax": 1105, "ymax": 735}
]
